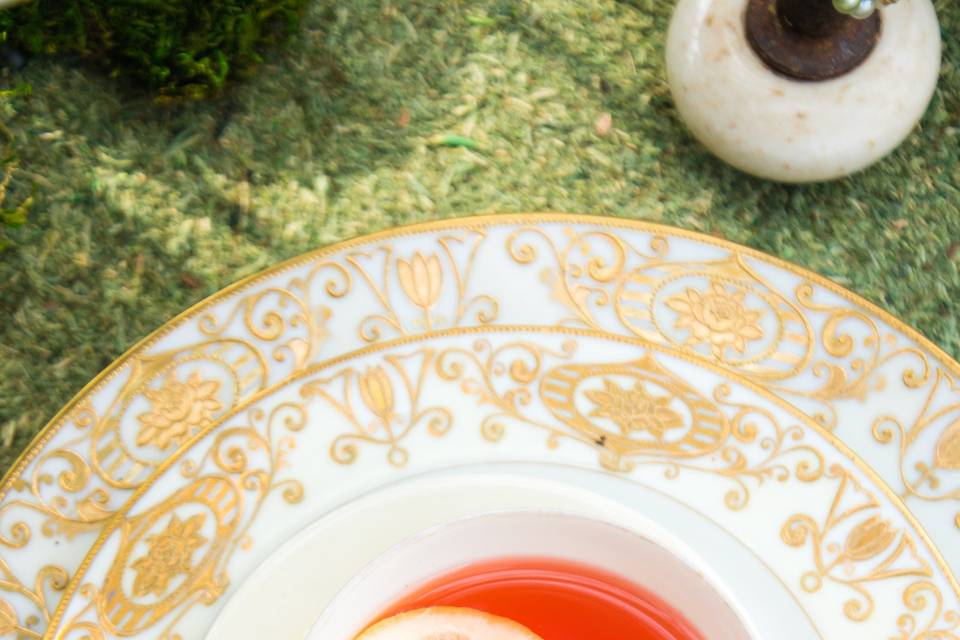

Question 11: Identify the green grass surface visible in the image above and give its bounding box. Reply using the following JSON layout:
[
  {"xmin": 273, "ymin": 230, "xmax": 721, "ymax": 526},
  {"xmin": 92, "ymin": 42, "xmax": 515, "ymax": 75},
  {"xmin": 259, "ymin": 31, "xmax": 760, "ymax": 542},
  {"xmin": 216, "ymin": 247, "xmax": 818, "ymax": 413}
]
[
  {"xmin": 0, "ymin": 0, "xmax": 311, "ymax": 100},
  {"xmin": 1, "ymin": 0, "xmax": 959, "ymax": 474}
]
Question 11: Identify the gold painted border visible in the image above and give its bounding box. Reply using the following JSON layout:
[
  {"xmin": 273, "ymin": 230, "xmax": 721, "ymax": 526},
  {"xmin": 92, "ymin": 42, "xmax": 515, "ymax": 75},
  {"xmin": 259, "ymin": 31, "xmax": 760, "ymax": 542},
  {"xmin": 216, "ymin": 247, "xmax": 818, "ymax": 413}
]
[
  {"xmin": 46, "ymin": 323, "xmax": 960, "ymax": 636},
  {"xmin": 8, "ymin": 213, "xmax": 959, "ymax": 501},
  {"xmin": 5, "ymin": 212, "xmax": 958, "ymax": 635}
]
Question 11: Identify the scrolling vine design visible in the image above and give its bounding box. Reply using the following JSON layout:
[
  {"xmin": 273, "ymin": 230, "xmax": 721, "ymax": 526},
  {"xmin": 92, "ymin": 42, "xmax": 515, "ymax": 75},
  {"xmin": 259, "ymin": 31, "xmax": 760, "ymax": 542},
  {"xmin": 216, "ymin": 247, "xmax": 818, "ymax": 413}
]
[
  {"xmin": 57, "ymin": 402, "xmax": 306, "ymax": 640},
  {"xmin": 505, "ymin": 226, "xmax": 931, "ymax": 431}
]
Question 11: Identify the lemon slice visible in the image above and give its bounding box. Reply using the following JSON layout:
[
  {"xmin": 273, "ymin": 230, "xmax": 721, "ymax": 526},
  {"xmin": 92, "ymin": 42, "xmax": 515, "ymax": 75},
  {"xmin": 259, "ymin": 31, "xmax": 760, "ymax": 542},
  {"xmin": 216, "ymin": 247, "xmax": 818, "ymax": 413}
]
[{"xmin": 355, "ymin": 606, "xmax": 544, "ymax": 640}]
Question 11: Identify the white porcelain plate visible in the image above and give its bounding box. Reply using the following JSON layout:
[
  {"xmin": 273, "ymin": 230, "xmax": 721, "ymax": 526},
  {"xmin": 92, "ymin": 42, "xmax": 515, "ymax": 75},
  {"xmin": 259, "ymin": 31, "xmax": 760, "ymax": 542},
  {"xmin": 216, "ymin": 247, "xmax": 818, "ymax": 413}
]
[{"xmin": 2, "ymin": 215, "xmax": 959, "ymax": 639}]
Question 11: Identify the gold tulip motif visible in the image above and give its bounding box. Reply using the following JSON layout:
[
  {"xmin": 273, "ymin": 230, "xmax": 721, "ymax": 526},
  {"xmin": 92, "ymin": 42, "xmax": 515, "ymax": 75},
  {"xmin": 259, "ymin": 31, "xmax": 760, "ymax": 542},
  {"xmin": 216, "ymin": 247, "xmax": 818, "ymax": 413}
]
[
  {"xmin": 934, "ymin": 419, "xmax": 960, "ymax": 470},
  {"xmin": 843, "ymin": 515, "xmax": 896, "ymax": 563},
  {"xmin": 359, "ymin": 366, "xmax": 395, "ymax": 423},
  {"xmin": 397, "ymin": 252, "xmax": 443, "ymax": 329}
]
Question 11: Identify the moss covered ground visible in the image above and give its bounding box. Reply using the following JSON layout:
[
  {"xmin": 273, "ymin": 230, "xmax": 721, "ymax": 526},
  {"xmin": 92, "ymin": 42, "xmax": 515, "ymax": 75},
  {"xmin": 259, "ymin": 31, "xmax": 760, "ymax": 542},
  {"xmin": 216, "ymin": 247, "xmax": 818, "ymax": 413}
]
[{"xmin": 1, "ymin": 0, "xmax": 959, "ymax": 472}]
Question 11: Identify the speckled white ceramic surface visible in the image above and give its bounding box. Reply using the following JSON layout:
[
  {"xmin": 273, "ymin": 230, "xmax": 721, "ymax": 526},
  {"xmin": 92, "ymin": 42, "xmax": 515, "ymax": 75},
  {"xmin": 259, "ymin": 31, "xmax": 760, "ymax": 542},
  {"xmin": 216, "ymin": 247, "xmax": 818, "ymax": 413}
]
[{"xmin": 667, "ymin": 0, "xmax": 941, "ymax": 182}]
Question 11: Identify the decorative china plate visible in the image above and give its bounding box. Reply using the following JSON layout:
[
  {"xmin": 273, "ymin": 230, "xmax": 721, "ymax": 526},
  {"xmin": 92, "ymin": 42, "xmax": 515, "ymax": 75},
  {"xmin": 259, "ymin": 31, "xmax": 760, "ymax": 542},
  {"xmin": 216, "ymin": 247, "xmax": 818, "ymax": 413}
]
[{"xmin": 1, "ymin": 214, "xmax": 959, "ymax": 639}]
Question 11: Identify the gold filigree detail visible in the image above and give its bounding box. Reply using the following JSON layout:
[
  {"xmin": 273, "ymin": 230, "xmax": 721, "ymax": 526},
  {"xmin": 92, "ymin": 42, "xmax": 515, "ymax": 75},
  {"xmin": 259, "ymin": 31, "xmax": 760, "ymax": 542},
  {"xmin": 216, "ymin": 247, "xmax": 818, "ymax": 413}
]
[
  {"xmin": 70, "ymin": 402, "xmax": 309, "ymax": 638},
  {"xmin": 0, "ymin": 339, "xmax": 270, "ymax": 570},
  {"xmin": 585, "ymin": 379, "xmax": 684, "ymax": 440},
  {"xmin": 0, "ymin": 557, "xmax": 65, "ymax": 639},
  {"xmin": 895, "ymin": 581, "xmax": 960, "ymax": 639},
  {"xmin": 844, "ymin": 514, "xmax": 896, "ymax": 562},
  {"xmin": 198, "ymin": 283, "xmax": 334, "ymax": 372},
  {"xmin": 789, "ymin": 285, "xmax": 929, "ymax": 411},
  {"xmin": 666, "ymin": 282, "xmax": 764, "ymax": 359},
  {"xmin": 506, "ymin": 227, "xmax": 934, "ymax": 431},
  {"xmin": 3, "ymin": 230, "xmax": 499, "ymax": 636},
  {"xmin": 300, "ymin": 338, "xmax": 816, "ymax": 515},
  {"xmin": 435, "ymin": 339, "xmax": 581, "ymax": 450},
  {"xmin": 42, "ymin": 331, "xmax": 954, "ymax": 638},
  {"xmin": 57, "ymin": 585, "xmax": 105, "ymax": 640},
  {"xmin": 782, "ymin": 465, "xmax": 933, "ymax": 622},
  {"xmin": 873, "ymin": 369, "xmax": 960, "ymax": 503},
  {"xmin": 436, "ymin": 343, "xmax": 823, "ymax": 509},
  {"xmin": 397, "ymin": 252, "xmax": 444, "ymax": 326},
  {"xmin": 507, "ymin": 226, "xmax": 660, "ymax": 334},
  {"xmin": 358, "ymin": 366, "xmax": 395, "ymax": 423},
  {"xmin": 130, "ymin": 514, "xmax": 207, "ymax": 597},
  {"xmin": 343, "ymin": 231, "xmax": 498, "ymax": 341},
  {"xmin": 936, "ymin": 420, "xmax": 960, "ymax": 470},
  {"xmin": 301, "ymin": 351, "xmax": 452, "ymax": 468},
  {"xmin": 137, "ymin": 373, "xmax": 222, "ymax": 450}
]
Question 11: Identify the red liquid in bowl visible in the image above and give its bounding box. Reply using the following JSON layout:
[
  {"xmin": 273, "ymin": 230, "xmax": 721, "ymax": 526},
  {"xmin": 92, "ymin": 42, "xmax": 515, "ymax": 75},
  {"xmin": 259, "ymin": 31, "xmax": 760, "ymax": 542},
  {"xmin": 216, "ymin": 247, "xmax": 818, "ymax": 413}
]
[{"xmin": 374, "ymin": 557, "xmax": 705, "ymax": 639}]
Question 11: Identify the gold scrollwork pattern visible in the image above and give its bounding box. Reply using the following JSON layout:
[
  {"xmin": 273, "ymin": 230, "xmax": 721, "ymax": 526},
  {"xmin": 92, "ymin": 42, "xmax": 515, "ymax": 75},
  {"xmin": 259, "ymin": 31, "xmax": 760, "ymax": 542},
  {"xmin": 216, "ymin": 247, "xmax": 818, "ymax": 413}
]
[
  {"xmin": 343, "ymin": 230, "xmax": 499, "ymax": 341},
  {"xmin": 895, "ymin": 581, "xmax": 960, "ymax": 639},
  {"xmin": 504, "ymin": 223, "xmax": 957, "ymax": 531},
  {"xmin": 58, "ymin": 402, "xmax": 306, "ymax": 639},
  {"xmin": 0, "ymin": 559, "xmax": 66, "ymax": 639},
  {"xmin": 0, "ymin": 340, "xmax": 271, "ymax": 632},
  {"xmin": 434, "ymin": 342, "xmax": 823, "ymax": 510},
  {"xmin": 0, "ymin": 227, "xmax": 503, "ymax": 632},
  {"xmin": 194, "ymin": 229, "xmax": 498, "ymax": 349},
  {"xmin": 506, "ymin": 226, "xmax": 932, "ymax": 431},
  {"xmin": 782, "ymin": 465, "xmax": 937, "ymax": 623},
  {"xmin": 296, "ymin": 333, "xmax": 833, "ymax": 523},
  {"xmin": 197, "ymin": 285, "xmax": 329, "ymax": 372},
  {"xmin": 874, "ymin": 369, "xmax": 960, "ymax": 526},
  {"xmin": 41, "ymin": 334, "xmax": 960, "ymax": 638},
  {"xmin": 300, "ymin": 350, "xmax": 453, "ymax": 467},
  {"xmin": 292, "ymin": 336, "xmax": 954, "ymax": 635},
  {"xmin": 0, "ymin": 340, "xmax": 268, "ymax": 545}
]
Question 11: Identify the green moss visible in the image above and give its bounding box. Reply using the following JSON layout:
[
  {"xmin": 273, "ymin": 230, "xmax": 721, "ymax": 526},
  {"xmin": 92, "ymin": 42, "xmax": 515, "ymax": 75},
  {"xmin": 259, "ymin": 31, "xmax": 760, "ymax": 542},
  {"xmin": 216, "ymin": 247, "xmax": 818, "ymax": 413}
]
[
  {"xmin": 1, "ymin": 0, "xmax": 960, "ymax": 474},
  {"xmin": 0, "ymin": 0, "xmax": 309, "ymax": 100},
  {"xmin": 0, "ymin": 83, "xmax": 31, "ymax": 249}
]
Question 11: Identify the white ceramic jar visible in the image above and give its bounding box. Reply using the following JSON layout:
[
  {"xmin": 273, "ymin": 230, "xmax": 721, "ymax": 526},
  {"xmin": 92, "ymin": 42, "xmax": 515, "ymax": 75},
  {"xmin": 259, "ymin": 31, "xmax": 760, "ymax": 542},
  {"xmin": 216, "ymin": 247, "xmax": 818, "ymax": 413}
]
[{"xmin": 666, "ymin": 0, "xmax": 941, "ymax": 182}]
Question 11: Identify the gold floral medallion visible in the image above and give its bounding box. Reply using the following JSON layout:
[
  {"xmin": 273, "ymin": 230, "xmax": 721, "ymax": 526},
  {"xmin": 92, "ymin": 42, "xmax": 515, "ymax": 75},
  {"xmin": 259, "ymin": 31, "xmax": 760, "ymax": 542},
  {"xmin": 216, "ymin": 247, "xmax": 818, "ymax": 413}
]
[
  {"xmin": 666, "ymin": 281, "xmax": 764, "ymax": 358},
  {"xmin": 137, "ymin": 373, "xmax": 222, "ymax": 450},
  {"xmin": 585, "ymin": 379, "xmax": 684, "ymax": 440},
  {"xmin": 130, "ymin": 514, "xmax": 207, "ymax": 597}
]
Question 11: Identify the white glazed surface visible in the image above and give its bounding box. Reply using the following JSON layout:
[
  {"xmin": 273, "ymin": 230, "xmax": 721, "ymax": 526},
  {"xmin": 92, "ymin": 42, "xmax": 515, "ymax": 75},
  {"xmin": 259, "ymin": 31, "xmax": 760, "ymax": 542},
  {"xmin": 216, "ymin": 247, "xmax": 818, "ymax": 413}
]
[
  {"xmin": 666, "ymin": 0, "xmax": 941, "ymax": 182},
  {"xmin": 309, "ymin": 511, "xmax": 752, "ymax": 640},
  {"xmin": 6, "ymin": 217, "xmax": 960, "ymax": 640}
]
